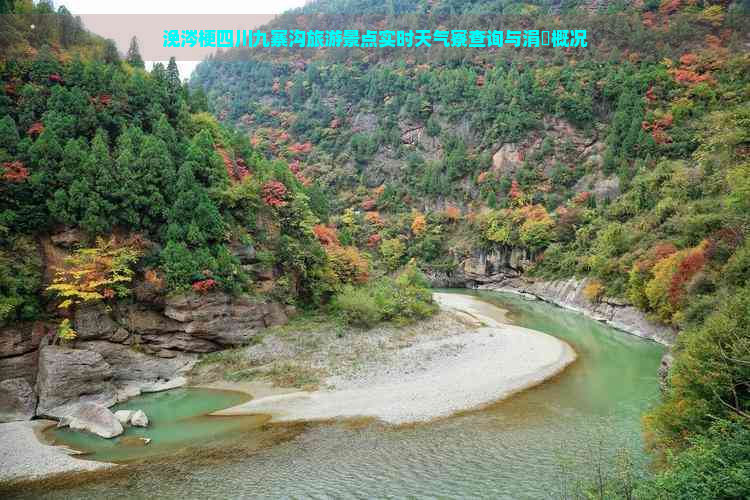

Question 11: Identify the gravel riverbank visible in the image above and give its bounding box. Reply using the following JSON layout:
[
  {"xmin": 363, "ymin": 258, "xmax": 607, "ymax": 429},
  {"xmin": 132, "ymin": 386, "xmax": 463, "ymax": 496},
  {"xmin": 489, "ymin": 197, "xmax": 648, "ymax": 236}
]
[
  {"xmin": 0, "ymin": 420, "xmax": 113, "ymax": 483},
  {"xmin": 213, "ymin": 292, "xmax": 577, "ymax": 424}
]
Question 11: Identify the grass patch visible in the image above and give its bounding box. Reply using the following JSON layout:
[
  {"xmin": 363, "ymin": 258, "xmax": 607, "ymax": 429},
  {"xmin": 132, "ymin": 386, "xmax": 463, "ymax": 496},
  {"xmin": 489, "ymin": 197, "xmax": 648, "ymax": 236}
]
[{"xmin": 224, "ymin": 363, "xmax": 322, "ymax": 390}]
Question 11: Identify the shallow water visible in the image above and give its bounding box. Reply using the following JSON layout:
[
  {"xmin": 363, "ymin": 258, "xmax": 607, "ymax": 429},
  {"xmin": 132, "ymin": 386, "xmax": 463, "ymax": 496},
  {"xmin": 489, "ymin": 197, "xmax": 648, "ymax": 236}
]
[
  {"xmin": 23, "ymin": 290, "xmax": 664, "ymax": 499},
  {"xmin": 47, "ymin": 387, "xmax": 263, "ymax": 462}
]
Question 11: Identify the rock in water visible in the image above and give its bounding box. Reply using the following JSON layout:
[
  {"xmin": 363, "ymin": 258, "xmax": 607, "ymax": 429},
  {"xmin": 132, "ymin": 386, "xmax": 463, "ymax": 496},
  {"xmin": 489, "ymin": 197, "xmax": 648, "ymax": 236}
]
[
  {"xmin": 114, "ymin": 410, "xmax": 133, "ymax": 426},
  {"xmin": 58, "ymin": 402, "xmax": 124, "ymax": 438},
  {"xmin": 130, "ymin": 409, "xmax": 149, "ymax": 427}
]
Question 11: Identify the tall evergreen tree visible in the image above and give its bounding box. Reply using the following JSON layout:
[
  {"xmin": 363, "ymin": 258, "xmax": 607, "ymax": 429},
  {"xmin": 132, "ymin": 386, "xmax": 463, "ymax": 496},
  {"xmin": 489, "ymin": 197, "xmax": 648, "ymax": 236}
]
[
  {"xmin": 0, "ymin": 115, "xmax": 19, "ymax": 154},
  {"xmin": 125, "ymin": 36, "xmax": 144, "ymax": 69},
  {"xmin": 136, "ymin": 135, "xmax": 174, "ymax": 230},
  {"xmin": 166, "ymin": 162, "xmax": 225, "ymax": 245},
  {"xmin": 166, "ymin": 57, "xmax": 181, "ymax": 94}
]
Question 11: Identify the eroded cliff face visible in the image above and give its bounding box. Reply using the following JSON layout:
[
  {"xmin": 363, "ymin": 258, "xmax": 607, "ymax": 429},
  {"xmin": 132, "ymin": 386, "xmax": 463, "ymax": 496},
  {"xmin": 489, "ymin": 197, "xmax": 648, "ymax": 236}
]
[
  {"xmin": 0, "ymin": 233, "xmax": 289, "ymax": 423},
  {"xmin": 427, "ymin": 247, "xmax": 676, "ymax": 346}
]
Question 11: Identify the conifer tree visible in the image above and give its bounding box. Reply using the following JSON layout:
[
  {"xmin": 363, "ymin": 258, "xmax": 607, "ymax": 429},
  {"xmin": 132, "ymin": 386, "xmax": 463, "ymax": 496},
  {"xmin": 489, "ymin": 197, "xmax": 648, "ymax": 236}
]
[
  {"xmin": 80, "ymin": 130, "xmax": 115, "ymax": 233},
  {"xmin": 167, "ymin": 57, "xmax": 181, "ymax": 94},
  {"xmin": 112, "ymin": 127, "xmax": 141, "ymax": 227},
  {"xmin": 166, "ymin": 162, "xmax": 225, "ymax": 245},
  {"xmin": 125, "ymin": 36, "xmax": 145, "ymax": 69},
  {"xmin": 136, "ymin": 135, "xmax": 174, "ymax": 230},
  {"xmin": 0, "ymin": 115, "xmax": 19, "ymax": 154},
  {"xmin": 185, "ymin": 129, "xmax": 225, "ymax": 187}
]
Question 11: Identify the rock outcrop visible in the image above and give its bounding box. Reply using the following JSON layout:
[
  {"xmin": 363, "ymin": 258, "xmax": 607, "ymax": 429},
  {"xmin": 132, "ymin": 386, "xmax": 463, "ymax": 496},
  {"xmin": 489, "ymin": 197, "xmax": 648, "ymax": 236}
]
[
  {"xmin": 164, "ymin": 292, "xmax": 288, "ymax": 346},
  {"xmin": 480, "ymin": 277, "xmax": 676, "ymax": 345},
  {"xmin": 35, "ymin": 345, "xmax": 117, "ymax": 418},
  {"xmin": 57, "ymin": 402, "xmax": 124, "ymax": 438},
  {"xmin": 5, "ymin": 290, "xmax": 288, "ymax": 421},
  {"xmin": 0, "ymin": 377, "xmax": 36, "ymax": 422},
  {"xmin": 427, "ymin": 248, "xmax": 676, "ymax": 346}
]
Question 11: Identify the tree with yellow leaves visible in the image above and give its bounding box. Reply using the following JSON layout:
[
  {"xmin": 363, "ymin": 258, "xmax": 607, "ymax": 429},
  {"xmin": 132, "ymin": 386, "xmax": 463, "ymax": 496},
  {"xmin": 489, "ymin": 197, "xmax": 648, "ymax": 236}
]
[
  {"xmin": 411, "ymin": 213, "xmax": 427, "ymax": 236},
  {"xmin": 46, "ymin": 237, "xmax": 142, "ymax": 340}
]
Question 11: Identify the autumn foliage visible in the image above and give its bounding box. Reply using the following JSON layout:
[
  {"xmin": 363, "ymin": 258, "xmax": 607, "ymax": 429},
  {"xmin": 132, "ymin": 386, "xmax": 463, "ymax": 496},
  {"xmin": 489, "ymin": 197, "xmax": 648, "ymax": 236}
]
[
  {"xmin": 261, "ymin": 180, "xmax": 289, "ymax": 207},
  {"xmin": 27, "ymin": 122, "xmax": 44, "ymax": 137},
  {"xmin": 411, "ymin": 213, "xmax": 426, "ymax": 235},
  {"xmin": 313, "ymin": 224, "xmax": 340, "ymax": 246},
  {"xmin": 46, "ymin": 237, "xmax": 142, "ymax": 311},
  {"xmin": 367, "ymin": 233, "xmax": 382, "ymax": 247},
  {"xmin": 325, "ymin": 244, "xmax": 369, "ymax": 284},
  {"xmin": 192, "ymin": 278, "xmax": 217, "ymax": 294},
  {"xmin": 365, "ymin": 211, "xmax": 384, "ymax": 227},
  {"xmin": 1, "ymin": 161, "xmax": 29, "ymax": 182}
]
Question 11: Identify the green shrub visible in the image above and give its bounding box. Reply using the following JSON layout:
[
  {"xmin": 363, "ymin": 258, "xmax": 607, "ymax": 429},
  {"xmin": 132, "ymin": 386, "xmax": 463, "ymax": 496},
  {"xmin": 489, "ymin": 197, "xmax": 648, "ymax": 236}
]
[
  {"xmin": 330, "ymin": 284, "xmax": 383, "ymax": 328},
  {"xmin": 331, "ymin": 264, "xmax": 437, "ymax": 328},
  {"xmin": 638, "ymin": 421, "xmax": 750, "ymax": 500}
]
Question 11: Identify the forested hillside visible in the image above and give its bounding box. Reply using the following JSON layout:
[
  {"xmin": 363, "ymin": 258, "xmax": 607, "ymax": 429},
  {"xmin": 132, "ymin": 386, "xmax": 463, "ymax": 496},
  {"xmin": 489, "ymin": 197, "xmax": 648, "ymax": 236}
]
[
  {"xmin": 191, "ymin": 0, "xmax": 750, "ymax": 495},
  {"xmin": 2, "ymin": 0, "xmax": 440, "ymax": 337}
]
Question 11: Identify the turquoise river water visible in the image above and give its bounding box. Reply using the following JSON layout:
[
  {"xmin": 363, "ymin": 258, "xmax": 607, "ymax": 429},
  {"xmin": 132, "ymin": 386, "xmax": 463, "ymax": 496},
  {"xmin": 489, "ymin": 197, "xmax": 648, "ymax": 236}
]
[{"xmin": 21, "ymin": 290, "xmax": 664, "ymax": 499}]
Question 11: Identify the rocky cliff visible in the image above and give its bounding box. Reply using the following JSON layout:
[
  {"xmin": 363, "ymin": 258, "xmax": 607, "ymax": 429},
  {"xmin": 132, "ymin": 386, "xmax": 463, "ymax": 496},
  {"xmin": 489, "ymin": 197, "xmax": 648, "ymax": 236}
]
[
  {"xmin": 427, "ymin": 247, "xmax": 676, "ymax": 346},
  {"xmin": 0, "ymin": 233, "xmax": 290, "ymax": 423}
]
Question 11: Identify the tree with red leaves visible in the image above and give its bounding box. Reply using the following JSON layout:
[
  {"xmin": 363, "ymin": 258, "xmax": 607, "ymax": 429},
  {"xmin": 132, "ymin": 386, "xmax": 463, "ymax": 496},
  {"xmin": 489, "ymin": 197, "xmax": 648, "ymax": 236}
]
[
  {"xmin": 313, "ymin": 224, "xmax": 339, "ymax": 246},
  {"xmin": 1, "ymin": 161, "xmax": 29, "ymax": 182},
  {"xmin": 509, "ymin": 179, "xmax": 526, "ymax": 206},
  {"xmin": 27, "ymin": 122, "xmax": 44, "ymax": 137},
  {"xmin": 192, "ymin": 278, "xmax": 217, "ymax": 294},
  {"xmin": 262, "ymin": 180, "xmax": 289, "ymax": 207},
  {"xmin": 668, "ymin": 243, "xmax": 707, "ymax": 306}
]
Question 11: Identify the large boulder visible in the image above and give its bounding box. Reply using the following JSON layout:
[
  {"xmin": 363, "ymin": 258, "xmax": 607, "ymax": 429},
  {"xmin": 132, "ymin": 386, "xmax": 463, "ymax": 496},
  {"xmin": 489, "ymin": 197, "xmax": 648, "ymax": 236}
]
[
  {"xmin": 114, "ymin": 410, "xmax": 133, "ymax": 426},
  {"xmin": 130, "ymin": 409, "xmax": 149, "ymax": 427},
  {"xmin": 113, "ymin": 409, "xmax": 149, "ymax": 427},
  {"xmin": 58, "ymin": 402, "xmax": 123, "ymax": 438},
  {"xmin": 0, "ymin": 377, "xmax": 36, "ymax": 422},
  {"xmin": 35, "ymin": 345, "xmax": 116, "ymax": 418}
]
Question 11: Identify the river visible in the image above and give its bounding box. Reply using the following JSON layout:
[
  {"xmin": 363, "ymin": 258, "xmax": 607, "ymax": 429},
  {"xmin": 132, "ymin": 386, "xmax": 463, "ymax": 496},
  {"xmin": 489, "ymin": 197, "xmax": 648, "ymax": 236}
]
[{"xmin": 21, "ymin": 290, "xmax": 664, "ymax": 499}]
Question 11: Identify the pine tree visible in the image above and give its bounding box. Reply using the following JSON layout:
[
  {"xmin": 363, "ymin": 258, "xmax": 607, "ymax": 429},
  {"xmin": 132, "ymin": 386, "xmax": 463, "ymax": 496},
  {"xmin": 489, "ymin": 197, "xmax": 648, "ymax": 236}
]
[
  {"xmin": 136, "ymin": 135, "xmax": 174, "ymax": 230},
  {"xmin": 126, "ymin": 36, "xmax": 144, "ymax": 69},
  {"xmin": 56, "ymin": 138, "xmax": 88, "ymax": 187},
  {"xmin": 166, "ymin": 162, "xmax": 225, "ymax": 245},
  {"xmin": 166, "ymin": 57, "xmax": 181, "ymax": 94},
  {"xmin": 112, "ymin": 128, "xmax": 141, "ymax": 227},
  {"xmin": 186, "ymin": 129, "xmax": 225, "ymax": 187},
  {"xmin": 81, "ymin": 130, "xmax": 115, "ymax": 232},
  {"xmin": 0, "ymin": 115, "xmax": 19, "ymax": 154},
  {"xmin": 189, "ymin": 87, "xmax": 209, "ymax": 113},
  {"xmin": 153, "ymin": 114, "xmax": 179, "ymax": 160}
]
